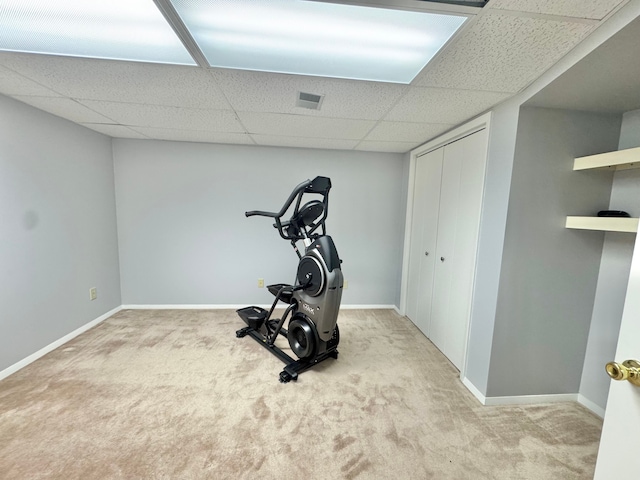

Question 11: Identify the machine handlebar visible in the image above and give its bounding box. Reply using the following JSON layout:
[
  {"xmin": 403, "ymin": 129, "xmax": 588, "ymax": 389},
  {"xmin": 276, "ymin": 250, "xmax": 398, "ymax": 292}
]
[
  {"xmin": 245, "ymin": 177, "xmax": 331, "ymax": 242},
  {"xmin": 245, "ymin": 179, "xmax": 313, "ymax": 219},
  {"xmin": 245, "ymin": 210, "xmax": 276, "ymax": 218}
]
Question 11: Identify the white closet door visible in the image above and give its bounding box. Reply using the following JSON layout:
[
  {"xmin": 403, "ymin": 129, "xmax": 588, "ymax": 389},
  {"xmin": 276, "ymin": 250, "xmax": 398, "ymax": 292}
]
[
  {"xmin": 406, "ymin": 170, "xmax": 426, "ymax": 323},
  {"xmin": 432, "ymin": 129, "xmax": 488, "ymax": 370},
  {"xmin": 429, "ymin": 141, "xmax": 463, "ymax": 359},
  {"xmin": 416, "ymin": 148, "xmax": 444, "ymax": 335},
  {"xmin": 406, "ymin": 127, "xmax": 488, "ymax": 371},
  {"xmin": 447, "ymin": 129, "xmax": 488, "ymax": 369},
  {"xmin": 406, "ymin": 148, "xmax": 443, "ymax": 335}
]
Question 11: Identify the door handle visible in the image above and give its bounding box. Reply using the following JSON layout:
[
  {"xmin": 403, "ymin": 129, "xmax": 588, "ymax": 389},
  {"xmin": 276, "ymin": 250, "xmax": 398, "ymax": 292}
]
[
  {"xmin": 440, "ymin": 257, "xmax": 445, "ymax": 262},
  {"xmin": 425, "ymin": 251, "xmax": 429, "ymax": 256},
  {"xmin": 606, "ymin": 359, "xmax": 640, "ymax": 387}
]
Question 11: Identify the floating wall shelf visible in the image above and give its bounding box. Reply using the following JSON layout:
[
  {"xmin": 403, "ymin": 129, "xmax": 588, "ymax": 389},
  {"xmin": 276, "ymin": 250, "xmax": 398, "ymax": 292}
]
[
  {"xmin": 566, "ymin": 216, "xmax": 639, "ymax": 233},
  {"xmin": 574, "ymin": 146, "xmax": 640, "ymax": 171}
]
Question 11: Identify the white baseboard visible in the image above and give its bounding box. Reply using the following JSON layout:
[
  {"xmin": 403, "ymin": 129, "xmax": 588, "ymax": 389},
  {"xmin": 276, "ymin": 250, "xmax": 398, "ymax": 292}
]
[
  {"xmin": 483, "ymin": 393, "xmax": 579, "ymax": 406},
  {"xmin": 0, "ymin": 306, "xmax": 122, "ymax": 382},
  {"xmin": 577, "ymin": 394, "xmax": 606, "ymax": 418},
  {"xmin": 122, "ymin": 304, "xmax": 253, "ymax": 310},
  {"xmin": 462, "ymin": 376, "xmax": 487, "ymax": 404},
  {"xmin": 340, "ymin": 305, "xmax": 397, "ymax": 310},
  {"xmin": 121, "ymin": 304, "xmax": 398, "ymax": 310},
  {"xmin": 462, "ymin": 377, "xmax": 588, "ymax": 409}
]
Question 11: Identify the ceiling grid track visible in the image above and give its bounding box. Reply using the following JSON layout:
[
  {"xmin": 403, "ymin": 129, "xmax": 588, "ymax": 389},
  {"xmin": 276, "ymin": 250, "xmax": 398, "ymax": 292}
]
[
  {"xmin": 0, "ymin": 0, "xmax": 635, "ymax": 152},
  {"xmin": 152, "ymin": 0, "xmax": 209, "ymax": 67}
]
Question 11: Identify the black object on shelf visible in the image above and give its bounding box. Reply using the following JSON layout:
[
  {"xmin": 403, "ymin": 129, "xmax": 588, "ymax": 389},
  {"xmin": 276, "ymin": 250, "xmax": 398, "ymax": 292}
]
[{"xmin": 597, "ymin": 210, "xmax": 631, "ymax": 217}]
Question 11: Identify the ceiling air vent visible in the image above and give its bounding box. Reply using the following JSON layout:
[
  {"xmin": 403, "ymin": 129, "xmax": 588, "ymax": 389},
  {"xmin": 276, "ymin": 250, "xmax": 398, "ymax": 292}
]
[{"xmin": 297, "ymin": 91, "xmax": 324, "ymax": 110}]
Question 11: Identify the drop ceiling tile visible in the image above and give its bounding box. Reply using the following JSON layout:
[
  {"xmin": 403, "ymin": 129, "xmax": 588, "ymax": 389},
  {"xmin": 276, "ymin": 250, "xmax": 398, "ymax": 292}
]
[
  {"xmin": 80, "ymin": 123, "xmax": 148, "ymax": 139},
  {"xmin": 238, "ymin": 112, "xmax": 376, "ymax": 139},
  {"xmin": 130, "ymin": 127, "xmax": 255, "ymax": 145},
  {"xmin": 13, "ymin": 96, "xmax": 114, "ymax": 123},
  {"xmin": 385, "ymin": 87, "xmax": 510, "ymax": 124},
  {"xmin": 487, "ymin": 0, "xmax": 625, "ymax": 20},
  {"xmin": 0, "ymin": 52, "xmax": 231, "ymax": 109},
  {"xmin": 77, "ymin": 101, "xmax": 245, "ymax": 132},
  {"xmin": 364, "ymin": 121, "xmax": 454, "ymax": 143},
  {"xmin": 0, "ymin": 65, "xmax": 61, "ymax": 96},
  {"xmin": 251, "ymin": 135, "xmax": 359, "ymax": 151},
  {"xmin": 211, "ymin": 69, "xmax": 407, "ymax": 120},
  {"xmin": 414, "ymin": 13, "xmax": 594, "ymax": 93},
  {"xmin": 356, "ymin": 141, "xmax": 420, "ymax": 153}
]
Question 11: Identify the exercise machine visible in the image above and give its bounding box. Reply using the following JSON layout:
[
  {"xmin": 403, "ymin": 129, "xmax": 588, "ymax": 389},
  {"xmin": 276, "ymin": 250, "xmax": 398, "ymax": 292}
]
[{"xmin": 236, "ymin": 176, "xmax": 343, "ymax": 383}]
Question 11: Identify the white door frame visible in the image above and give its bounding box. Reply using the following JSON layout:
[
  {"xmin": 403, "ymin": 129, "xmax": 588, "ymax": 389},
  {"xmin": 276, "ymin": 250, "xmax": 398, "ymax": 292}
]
[{"xmin": 399, "ymin": 111, "xmax": 492, "ymax": 374}]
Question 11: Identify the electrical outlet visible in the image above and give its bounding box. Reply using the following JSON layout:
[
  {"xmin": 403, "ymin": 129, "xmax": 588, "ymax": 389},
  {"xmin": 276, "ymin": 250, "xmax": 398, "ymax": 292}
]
[
  {"xmin": 89, "ymin": 287, "xmax": 97, "ymax": 301},
  {"xmin": 343, "ymin": 280, "xmax": 348, "ymax": 290},
  {"xmin": 258, "ymin": 278, "xmax": 265, "ymax": 288}
]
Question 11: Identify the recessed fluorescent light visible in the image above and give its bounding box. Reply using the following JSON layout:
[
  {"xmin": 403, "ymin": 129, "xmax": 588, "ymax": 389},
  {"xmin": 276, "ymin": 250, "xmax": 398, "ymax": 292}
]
[
  {"xmin": 0, "ymin": 0, "xmax": 196, "ymax": 65},
  {"xmin": 170, "ymin": 0, "xmax": 467, "ymax": 83}
]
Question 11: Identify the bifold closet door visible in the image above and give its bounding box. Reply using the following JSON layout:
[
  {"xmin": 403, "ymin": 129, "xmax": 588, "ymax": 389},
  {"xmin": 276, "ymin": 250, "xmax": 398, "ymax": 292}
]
[
  {"xmin": 430, "ymin": 128, "xmax": 488, "ymax": 370},
  {"xmin": 406, "ymin": 147, "xmax": 444, "ymax": 335},
  {"xmin": 428, "ymin": 141, "xmax": 463, "ymax": 360},
  {"xmin": 407, "ymin": 128, "xmax": 488, "ymax": 371}
]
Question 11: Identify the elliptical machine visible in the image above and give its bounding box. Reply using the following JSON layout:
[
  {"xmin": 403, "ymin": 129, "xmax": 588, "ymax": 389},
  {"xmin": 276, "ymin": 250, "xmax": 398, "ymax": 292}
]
[{"xmin": 236, "ymin": 176, "xmax": 343, "ymax": 383}]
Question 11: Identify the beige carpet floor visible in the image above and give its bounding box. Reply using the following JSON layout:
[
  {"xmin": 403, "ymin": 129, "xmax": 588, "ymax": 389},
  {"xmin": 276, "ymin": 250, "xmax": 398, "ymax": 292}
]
[{"xmin": 0, "ymin": 309, "xmax": 602, "ymax": 479}]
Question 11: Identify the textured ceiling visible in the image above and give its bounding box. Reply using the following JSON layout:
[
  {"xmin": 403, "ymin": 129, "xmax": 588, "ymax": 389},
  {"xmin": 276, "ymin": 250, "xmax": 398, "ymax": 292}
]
[
  {"xmin": 525, "ymin": 15, "xmax": 640, "ymax": 113},
  {"xmin": 0, "ymin": 0, "xmax": 630, "ymax": 153}
]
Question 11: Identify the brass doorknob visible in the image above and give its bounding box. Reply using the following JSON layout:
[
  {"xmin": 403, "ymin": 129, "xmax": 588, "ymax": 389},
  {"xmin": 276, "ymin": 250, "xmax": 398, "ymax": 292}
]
[{"xmin": 606, "ymin": 359, "xmax": 640, "ymax": 387}]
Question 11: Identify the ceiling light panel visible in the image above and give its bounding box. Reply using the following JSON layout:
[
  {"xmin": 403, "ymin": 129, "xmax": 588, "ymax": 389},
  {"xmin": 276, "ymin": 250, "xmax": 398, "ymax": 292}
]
[
  {"xmin": 0, "ymin": 0, "xmax": 196, "ymax": 65},
  {"xmin": 171, "ymin": 0, "xmax": 468, "ymax": 83}
]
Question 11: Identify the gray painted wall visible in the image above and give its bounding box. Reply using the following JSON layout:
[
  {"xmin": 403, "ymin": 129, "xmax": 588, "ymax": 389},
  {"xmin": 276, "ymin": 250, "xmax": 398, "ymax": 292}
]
[
  {"xmin": 580, "ymin": 108, "xmax": 640, "ymax": 410},
  {"xmin": 619, "ymin": 108, "xmax": 640, "ymax": 148},
  {"xmin": 0, "ymin": 95, "xmax": 121, "ymax": 372},
  {"xmin": 458, "ymin": 1, "xmax": 640, "ymax": 399},
  {"xmin": 486, "ymin": 107, "xmax": 621, "ymax": 397},
  {"xmin": 113, "ymin": 139, "xmax": 406, "ymax": 306},
  {"xmin": 464, "ymin": 102, "xmax": 519, "ymax": 394}
]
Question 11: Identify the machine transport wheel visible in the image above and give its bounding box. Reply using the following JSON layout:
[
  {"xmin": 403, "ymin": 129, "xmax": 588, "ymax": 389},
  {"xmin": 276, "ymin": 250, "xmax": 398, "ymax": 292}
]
[{"xmin": 279, "ymin": 371, "xmax": 297, "ymax": 383}]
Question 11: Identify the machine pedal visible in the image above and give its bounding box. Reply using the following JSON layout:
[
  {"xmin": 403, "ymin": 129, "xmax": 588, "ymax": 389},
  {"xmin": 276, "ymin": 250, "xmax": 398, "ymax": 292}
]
[
  {"xmin": 236, "ymin": 306, "xmax": 268, "ymax": 329},
  {"xmin": 267, "ymin": 283, "xmax": 294, "ymax": 304}
]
